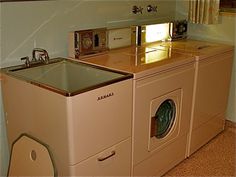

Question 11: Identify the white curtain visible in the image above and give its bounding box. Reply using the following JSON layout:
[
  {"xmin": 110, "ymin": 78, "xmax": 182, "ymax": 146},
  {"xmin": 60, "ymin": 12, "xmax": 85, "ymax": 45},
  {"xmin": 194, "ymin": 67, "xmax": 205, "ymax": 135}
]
[{"xmin": 189, "ymin": 0, "xmax": 220, "ymax": 24}]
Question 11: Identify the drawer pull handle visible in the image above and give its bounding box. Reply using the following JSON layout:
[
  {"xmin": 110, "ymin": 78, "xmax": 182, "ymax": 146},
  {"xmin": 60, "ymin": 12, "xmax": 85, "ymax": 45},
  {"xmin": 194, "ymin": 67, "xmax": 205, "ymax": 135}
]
[{"xmin": 97, "ymin": 151, "xmax": 116, "ymax": 161}]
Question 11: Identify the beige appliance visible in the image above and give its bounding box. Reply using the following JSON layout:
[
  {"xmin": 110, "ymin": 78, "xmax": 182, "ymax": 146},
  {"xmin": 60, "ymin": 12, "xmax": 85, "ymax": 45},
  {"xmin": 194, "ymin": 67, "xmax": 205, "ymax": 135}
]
[
  {"xmin": 150, "ymin": 39, "xmax": 234, "ymax": 155},
  {"xmin": 1, "ymin": 59, "xmax": 133, "ymax": 176},
  {"xmin": 78, "ymin": 46, "xmax": 195, "ymax": 176}
]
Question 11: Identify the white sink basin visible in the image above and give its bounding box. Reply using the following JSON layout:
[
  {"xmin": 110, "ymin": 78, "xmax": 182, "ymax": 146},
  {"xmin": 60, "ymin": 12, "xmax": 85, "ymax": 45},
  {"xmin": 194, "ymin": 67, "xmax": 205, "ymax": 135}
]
[{"xmin": 4, "ymin": 58, "xmax": 132, "ymax": 96}]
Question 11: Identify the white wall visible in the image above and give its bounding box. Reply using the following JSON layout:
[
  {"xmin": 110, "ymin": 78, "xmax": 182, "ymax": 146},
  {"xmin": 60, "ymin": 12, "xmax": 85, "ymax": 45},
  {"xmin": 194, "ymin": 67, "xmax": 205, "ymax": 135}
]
[
  {"xmin": 0, "ymin": 85, "xmax": 9, "ymax": 176},
  {"xmin": 175, "ymin": 1, "xmax": 236, "ymax": 123},
  {"xmin": 0, "ymin": 1, "xmax": 176, "ymax": 176}
]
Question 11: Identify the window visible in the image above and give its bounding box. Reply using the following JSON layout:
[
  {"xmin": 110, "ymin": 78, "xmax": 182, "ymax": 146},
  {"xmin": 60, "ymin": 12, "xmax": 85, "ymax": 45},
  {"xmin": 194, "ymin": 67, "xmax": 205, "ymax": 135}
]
[{"xmin": 220, "ymin": 0, "xmax": 236, "ymax": 13}]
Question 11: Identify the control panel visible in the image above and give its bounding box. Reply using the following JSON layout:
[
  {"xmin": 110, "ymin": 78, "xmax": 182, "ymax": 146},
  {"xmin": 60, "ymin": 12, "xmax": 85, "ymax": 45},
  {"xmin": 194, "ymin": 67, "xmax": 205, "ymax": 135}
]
[{"xmin": 69, "ymin": 28, "xmax": 107, "ymax": 59}]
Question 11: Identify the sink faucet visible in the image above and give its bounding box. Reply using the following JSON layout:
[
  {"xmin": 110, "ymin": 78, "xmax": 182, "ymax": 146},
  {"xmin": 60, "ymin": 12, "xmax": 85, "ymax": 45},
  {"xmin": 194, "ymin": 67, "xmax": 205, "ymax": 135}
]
[
  {"xmin": 32, "ymin": 48, "xmax": 50, "ymax": 64},
  {"xmin": 21, "ymin": 48, "xmax": 50, "ymax": 67}
]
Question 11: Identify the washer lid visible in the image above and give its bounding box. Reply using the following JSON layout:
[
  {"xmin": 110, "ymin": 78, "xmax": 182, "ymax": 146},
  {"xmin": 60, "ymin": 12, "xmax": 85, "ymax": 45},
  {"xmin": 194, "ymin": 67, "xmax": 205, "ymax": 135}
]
[
  {"xmin": 80, "ymin": 45, "xmax": 195, "ymax": 79},
  {"xmin": 150, "ymin": 39, "xmax": 234, "ymax": 60}
]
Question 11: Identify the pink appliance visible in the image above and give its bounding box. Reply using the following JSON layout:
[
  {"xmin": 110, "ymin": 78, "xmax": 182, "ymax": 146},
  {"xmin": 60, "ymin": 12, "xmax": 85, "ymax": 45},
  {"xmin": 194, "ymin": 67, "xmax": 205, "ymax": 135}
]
[
  {"xmin": 79, "ymin": 45, "xmax": 196, "ymax": 176},
  {"xmin": 150, "ymin": 39, "xmax": 234, "ymax": 156}
]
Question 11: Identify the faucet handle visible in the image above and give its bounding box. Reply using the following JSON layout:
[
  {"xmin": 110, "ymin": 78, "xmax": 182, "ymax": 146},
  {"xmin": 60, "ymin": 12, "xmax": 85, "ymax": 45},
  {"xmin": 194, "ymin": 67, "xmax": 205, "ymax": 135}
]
[
  {"xmin": 21, "ymin": 56, "xmax": 30, "ymax": 67},
  {"xmin": 147, "ymin": 5, "xmax": 157, "ymax": 12},
  {"xmin": 132, "ymin": 5, "xmax": 143, "ymax": 14}
]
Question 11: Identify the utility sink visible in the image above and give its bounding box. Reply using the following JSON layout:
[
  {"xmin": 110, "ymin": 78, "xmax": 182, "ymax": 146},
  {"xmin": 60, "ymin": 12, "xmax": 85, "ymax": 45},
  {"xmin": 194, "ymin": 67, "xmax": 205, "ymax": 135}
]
[
  {"xmin": 3, "ymin": 58, "xmax": 132, "ymax": 96},
  {"xmin": 2, "ymin": 58, "xmax": 134, "ymax": 176}
]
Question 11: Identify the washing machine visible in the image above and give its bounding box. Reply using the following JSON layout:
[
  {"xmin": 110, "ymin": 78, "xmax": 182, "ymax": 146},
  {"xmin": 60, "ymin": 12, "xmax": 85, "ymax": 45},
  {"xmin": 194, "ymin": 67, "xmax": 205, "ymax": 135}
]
[
  {"xmin": 79, "ymin": 45, "xmax": 195, "ymax": 176},
  {"xmin": 150, "ymin": 39, "xmax": 234, "ymax": 156}
]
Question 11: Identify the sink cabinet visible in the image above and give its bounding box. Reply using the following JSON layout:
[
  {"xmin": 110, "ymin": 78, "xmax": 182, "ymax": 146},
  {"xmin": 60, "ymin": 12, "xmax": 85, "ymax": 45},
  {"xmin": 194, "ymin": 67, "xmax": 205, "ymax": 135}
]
[{"xmin": 1, "ymin": 73, "xmax": 133, "ymax": 176}]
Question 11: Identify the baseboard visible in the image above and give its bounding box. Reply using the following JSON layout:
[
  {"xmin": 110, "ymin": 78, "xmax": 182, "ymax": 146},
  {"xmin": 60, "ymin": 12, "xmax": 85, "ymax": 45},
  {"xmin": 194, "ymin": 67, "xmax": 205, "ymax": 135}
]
[{"xmin": 225, "ymin": 120, "xmax": 236, "ymax": 128}]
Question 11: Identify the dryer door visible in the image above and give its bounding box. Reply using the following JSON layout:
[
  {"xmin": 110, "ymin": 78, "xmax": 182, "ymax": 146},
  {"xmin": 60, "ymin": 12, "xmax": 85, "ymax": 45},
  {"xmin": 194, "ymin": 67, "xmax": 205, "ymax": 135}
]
[
  {"xmin": 151, "ymin": 99, "xmax": 176, "ymax": 139},
  {"xmin": 148, "ymin": 89, "xmax": 181, "ymax": 152}
]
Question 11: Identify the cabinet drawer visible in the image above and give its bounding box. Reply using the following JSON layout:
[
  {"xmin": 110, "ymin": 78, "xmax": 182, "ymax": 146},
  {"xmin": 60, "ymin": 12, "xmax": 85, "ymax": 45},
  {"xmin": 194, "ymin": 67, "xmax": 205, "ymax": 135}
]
[{"xmin": 69, "ymin": 138, "xmax": 131, "ymax": 176}]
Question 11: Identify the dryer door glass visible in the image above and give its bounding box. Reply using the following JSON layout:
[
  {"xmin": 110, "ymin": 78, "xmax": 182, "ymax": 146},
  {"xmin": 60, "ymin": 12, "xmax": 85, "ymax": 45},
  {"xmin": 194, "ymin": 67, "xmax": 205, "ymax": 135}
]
[{"xmin": 151, "ymin": 99, "xmax": 176, "ymax": 139}]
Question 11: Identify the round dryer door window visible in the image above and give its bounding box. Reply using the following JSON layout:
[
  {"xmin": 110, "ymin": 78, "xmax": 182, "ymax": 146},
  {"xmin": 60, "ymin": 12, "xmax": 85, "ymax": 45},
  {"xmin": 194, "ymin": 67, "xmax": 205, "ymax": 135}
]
[{"xmin": 151, "ymin": 99, "xmax": 176, "ymax": 139}]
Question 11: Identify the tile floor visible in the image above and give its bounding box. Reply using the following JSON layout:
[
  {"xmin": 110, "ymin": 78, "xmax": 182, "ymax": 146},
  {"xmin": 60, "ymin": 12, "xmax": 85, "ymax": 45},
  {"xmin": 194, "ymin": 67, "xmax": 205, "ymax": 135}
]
[{"xmin": 164, "ymin": 121, "xmax": 236, "ymax": 177}]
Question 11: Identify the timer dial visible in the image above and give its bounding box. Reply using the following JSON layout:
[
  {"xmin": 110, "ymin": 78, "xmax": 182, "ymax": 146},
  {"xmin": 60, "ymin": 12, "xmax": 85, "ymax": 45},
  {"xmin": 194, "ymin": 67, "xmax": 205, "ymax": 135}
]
[
  {"xmin": 82, "ymin": 37, "xmax": 93, "ymax": 49},
  {"xmin": 74, "ymin": 28, "xmax": 107, "ymax": 58},
  {"xmin": 80, "ymin": 31, "xmax": 93, "ymax": 51}
]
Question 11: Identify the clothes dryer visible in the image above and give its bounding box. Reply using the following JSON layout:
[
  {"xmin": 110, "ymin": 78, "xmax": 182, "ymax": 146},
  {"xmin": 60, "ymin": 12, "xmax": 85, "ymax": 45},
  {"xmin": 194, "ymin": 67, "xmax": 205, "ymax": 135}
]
[
  {"xmin": 150, "ymin": 40, "xmax": 234, "ymax": 156},
  {"xmin": 79, "ymin": 46, "xmax": 195, "ymax": 176}
]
